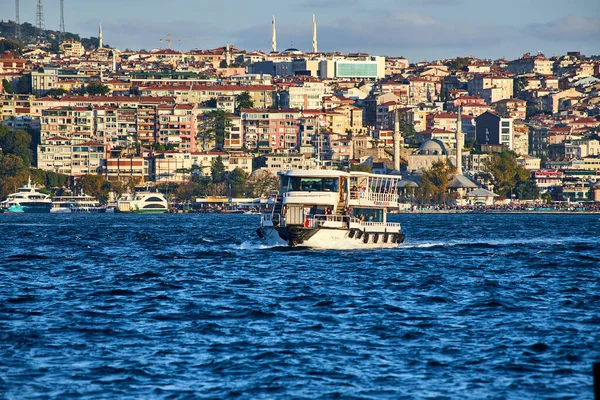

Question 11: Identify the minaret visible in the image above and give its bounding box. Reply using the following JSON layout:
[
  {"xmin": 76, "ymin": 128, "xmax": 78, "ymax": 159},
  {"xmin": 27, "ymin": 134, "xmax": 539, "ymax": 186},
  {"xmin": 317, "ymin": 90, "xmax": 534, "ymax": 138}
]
[
  {"xmin": 98, "ymin": 23, "xmax": 103, "ymax": 49},
  {"xmin": 312, "ymin": 14, "xmax": 318, "ymax": 53},
  {"xmin": 456, "ymin": 106, "xmax": 464, "ymax": 174},
  {"xmin": 225, "ymin": 43, "xmax": 231, "ymax": 66},
  {"xmin": 271, "ymin": 15, "xmax": 277, "ymax": 53},
  {"xmin": 393, "ymin": 109, "xmax": 402, "ymax": 171}
]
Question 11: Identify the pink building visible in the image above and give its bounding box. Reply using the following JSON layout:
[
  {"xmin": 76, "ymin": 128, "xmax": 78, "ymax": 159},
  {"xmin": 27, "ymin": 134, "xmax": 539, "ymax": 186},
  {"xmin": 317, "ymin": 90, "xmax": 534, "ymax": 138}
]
[{"xmin": 241, "ymin": 108, "xmax": 301, "ymax": 152}]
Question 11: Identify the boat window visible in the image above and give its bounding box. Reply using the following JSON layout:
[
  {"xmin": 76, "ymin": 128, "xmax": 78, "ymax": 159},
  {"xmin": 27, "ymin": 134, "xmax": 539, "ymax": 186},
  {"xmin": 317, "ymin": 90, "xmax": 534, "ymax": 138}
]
[
  {"xmin": 143, "ymin": 204, "xmax": 166, "ymax": 209},
  {"xmin": 146, "ymin": 197, "xmax": 165, "ymax": 202},
  {"xmin": 352, "ymin": 208, "xmax": 383, "ymax": 222},
  {"xmin": 288, "ymin": 177, "xmax": 339, "ymax": 192}
]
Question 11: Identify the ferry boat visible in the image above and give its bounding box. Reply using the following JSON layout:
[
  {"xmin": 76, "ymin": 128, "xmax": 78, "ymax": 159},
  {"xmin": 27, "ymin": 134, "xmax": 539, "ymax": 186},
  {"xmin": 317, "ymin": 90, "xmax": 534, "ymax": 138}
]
[
  {"xmin": 0, "ymin": 178, "xmax": 53, "ymax": 213},
  {"xmin": 257, "ymin": 170, "xmax": 405, "ymax": 249},
  {"xmin": 116, "ymin": 191, "xmax": 168, "ymax": 214},
  {"xmin": 51, "ymin": 194, "xmax": 106, "ymax": 213}
]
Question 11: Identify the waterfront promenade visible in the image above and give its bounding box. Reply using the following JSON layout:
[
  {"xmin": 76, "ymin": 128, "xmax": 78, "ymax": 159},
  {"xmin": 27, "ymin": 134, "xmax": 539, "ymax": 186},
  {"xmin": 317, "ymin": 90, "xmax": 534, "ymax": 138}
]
[{"xmin": 398, "ymin": 203, "xmax": 600, "ymax": 214}]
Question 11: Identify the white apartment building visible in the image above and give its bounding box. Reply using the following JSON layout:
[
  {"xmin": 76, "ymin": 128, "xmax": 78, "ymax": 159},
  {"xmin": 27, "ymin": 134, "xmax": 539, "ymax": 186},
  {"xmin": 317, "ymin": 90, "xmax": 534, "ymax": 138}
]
[{"xmin": 278, "ymin": 82, "xmax": 328, "ymax": 110}]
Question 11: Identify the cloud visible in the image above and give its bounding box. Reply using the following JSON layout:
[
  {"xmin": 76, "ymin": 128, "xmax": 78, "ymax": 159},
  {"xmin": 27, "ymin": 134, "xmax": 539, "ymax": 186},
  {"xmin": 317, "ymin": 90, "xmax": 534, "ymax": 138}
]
[
  {"xmin": 395, "ymin": 12, "xmax": 437, "ymax": 26},
  {"xmin": 231, "ymin": 11, "xmax": 508, "ymax": 55},
  {"xmin": 525, "ymin": 16, "xmax": 600, "ymax": 41},
  {"xmin": 75, "ymin": 19, "xmax": 222, "ymax": 50},
  {"xmin": 297, "ymin": 0, "xmax": 359, "ymax": 7}
]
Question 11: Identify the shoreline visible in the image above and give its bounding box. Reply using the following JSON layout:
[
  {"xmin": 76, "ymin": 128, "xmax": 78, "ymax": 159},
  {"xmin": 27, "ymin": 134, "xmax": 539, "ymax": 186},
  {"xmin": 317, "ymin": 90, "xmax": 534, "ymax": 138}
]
[{"xmin": 395, "ymin": 210, "xmax": 600, "ymax": 214}]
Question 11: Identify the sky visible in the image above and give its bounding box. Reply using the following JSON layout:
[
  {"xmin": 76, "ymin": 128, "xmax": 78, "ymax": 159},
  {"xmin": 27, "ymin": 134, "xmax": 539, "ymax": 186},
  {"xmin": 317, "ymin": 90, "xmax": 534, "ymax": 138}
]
[{"xmin": 4, "ymin": 0, "xmax": 600, "ymax": 62}]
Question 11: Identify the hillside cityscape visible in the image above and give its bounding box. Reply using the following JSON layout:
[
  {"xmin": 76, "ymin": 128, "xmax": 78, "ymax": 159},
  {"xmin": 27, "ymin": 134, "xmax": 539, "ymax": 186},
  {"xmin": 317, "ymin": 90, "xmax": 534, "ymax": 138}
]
[{"xmin": 1, "ymin": 15, "xmax": 600, "ymax": 210}]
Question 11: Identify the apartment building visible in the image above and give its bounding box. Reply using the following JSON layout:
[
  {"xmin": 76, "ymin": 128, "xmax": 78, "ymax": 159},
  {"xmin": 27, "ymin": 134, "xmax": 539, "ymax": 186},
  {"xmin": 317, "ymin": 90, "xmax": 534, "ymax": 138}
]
[
  {"xmin": 475, "ymin": 111, "xmax": 514, "ymax": 150},
  {"xmin": 156, "ymin": 104, "xmax": 197, "ymax": 151},
  {"xmin": 507, "ymin": 54, "xmax": 553, "ymax": 75},
  {"xmin": 240, "ymin": 108, "xmax": 301, "ymax": 152},
  {"xmin": 467, "ymin": 75, "xmax": 514, "ymax": 103},
  {"xmin": 94, "ymin": 107, "xmax": 137, "ymax": 150},
  {"xmin": 278, "ymin": 82, "xmax": 328, "ymax": 110}
]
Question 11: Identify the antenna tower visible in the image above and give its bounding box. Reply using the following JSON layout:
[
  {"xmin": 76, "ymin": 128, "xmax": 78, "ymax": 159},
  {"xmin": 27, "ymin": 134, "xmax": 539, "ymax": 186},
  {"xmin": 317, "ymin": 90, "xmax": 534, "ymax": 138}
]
[
  {"xmin": 15, "ymin": 0, "xmax": 21, "ymax": 41},
  {"xmin": 59, "ymin": 0, "xmax": 65, "ymax": 40},
  {"xmin": 36, "ymin": 0, "xmax": 45, "ymax": 30}
]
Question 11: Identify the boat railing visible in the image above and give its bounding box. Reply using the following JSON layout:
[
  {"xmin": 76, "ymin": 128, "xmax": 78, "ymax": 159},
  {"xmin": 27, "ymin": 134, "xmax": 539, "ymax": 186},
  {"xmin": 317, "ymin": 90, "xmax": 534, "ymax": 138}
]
[
  {"xmin": 312, "ymin": 215, "xmax": 360, "ymax": 224},
  {"xmin": 360, "ymin": 221, "xmax": 401, "ymax": 229},
  {"xmin": 349, "ymin": 191, "xmax": 398, "ymax": 203},
  {"xmin": 261, "ymin": 212, "xmax": 281, "ymax": 227}
]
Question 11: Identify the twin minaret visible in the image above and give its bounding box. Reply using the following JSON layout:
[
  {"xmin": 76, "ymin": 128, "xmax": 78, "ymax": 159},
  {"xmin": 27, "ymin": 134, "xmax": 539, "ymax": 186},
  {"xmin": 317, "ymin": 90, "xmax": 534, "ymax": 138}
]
[
  {"xmin": 98, "ymin": 22, "xmax": 103, "ymax": 49},
  {"xmin": 271, "ymin": 14, "xmax": 318, "ymax": 53}
]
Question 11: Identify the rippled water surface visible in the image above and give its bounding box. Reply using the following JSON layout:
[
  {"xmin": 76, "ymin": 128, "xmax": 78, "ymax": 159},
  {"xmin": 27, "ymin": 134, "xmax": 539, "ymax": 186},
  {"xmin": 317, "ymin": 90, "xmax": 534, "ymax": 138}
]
[{"xmin": 0, "ymin": 213, "xmax": 599, "ymax": 399}]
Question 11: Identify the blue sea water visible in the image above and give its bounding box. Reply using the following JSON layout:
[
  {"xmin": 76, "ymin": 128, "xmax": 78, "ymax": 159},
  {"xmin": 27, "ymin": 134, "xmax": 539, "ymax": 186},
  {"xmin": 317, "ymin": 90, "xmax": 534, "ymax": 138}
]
[{"xmin": 0, "ymin": 213, "xmax": 598, "ymax": 399}]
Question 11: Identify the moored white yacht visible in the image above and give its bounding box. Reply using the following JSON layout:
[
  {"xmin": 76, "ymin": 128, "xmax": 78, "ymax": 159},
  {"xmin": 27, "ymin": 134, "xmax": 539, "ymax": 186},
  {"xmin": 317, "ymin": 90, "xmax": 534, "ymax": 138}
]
[
  {"xmin": 257, "ymin": 170, "xmax": 405, "ymax": 249},
  {"xmin": 0, "ymin": 178, "xmax": 53, "ymax": 213},
  {"xmin": 51, "ymin": 194, "xmax": 106, "ymax": 213},
  {"xmin": 116, "ymin": 190, "xmax": 168, "ymax": 214}
]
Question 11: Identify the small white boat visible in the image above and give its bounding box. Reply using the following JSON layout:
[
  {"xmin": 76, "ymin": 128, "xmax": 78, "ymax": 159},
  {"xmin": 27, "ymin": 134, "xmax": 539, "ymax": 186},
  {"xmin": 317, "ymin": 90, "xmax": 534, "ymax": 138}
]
[{"xmin": 257, "ymin": 170, "xmax": 405, "ymax": 249}]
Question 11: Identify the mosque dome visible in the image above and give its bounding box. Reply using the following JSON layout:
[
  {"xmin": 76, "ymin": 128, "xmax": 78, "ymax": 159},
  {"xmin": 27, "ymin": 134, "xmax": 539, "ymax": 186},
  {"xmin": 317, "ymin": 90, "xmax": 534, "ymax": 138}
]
[
  {"xmin": 418, "ymin": 139, "xmax": 447, "ymax": 155},
  {"xmin": 282, "ymin": 47, "xmax": 303, "ymax": 55}
]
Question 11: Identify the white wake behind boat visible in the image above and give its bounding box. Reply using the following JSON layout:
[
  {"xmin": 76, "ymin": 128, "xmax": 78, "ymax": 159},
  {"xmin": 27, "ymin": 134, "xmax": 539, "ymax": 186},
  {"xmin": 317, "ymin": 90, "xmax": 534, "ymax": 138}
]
[{"xmin": 257, "ymin": 170, "xmax": 405, "ymax": 249}]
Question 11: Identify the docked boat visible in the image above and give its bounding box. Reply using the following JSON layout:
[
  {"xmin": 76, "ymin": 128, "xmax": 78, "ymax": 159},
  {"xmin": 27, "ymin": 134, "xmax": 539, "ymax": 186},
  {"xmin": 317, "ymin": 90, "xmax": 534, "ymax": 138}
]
[
  {"xmin": 116, "ymin": 191, "xmax": 168, "ymax": 214},
  {"xmin": 51, "ymin": 194, "xmax": 106, "ymax": 213},
  {"xmin": 0, "ymin": 178, "xmax": 53, "ymax": 213},
  {"xmin": 257, "ymin": 170, "xmax": 405, "ymax": 249}
]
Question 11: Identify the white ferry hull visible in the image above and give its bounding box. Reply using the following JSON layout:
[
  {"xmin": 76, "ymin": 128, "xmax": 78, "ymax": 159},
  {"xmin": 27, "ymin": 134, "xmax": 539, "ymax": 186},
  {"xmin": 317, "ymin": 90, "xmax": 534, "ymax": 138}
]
[{"xmin": 259, "ymin": 226, "xmax": 403, "ymax": 249}]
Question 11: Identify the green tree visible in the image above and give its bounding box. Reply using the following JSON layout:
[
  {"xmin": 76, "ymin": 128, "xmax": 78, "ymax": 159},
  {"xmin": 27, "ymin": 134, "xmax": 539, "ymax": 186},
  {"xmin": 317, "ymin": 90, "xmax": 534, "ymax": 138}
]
[
  {"xmin": 78, "ymin": 174, "xmax": 107, "ymax": 198},
  {"xmin": 202, "ymin": 98, "xmax": 217, "ymax": 108},
  {"xmin": 400, "ymin": 120, "xmax": 416, "ymax": 138},
  {"xmin": 226, "ymin": 167, "xmax": 248, "ymax": 197},
  {"xmin": 350, "ymin": 163, "xmax": 373, "ymax": 173},
  {"xmin": 15, "ymin": 75, "xmax": 32, "ymax": 94},
  {"xmin": 513, "ymin": 76, "xmax": 528, "ymax": 98},
  {"xmin": 0, "ymin": 154, "xmax": 29, "ymax": 199},
  {"xmin": 2, "ymin": 79, "xmax": 14, "ymax": 94},
  {"xmin": 86, "ymin": 82, "xmax": 110, "ymax": 96},
  {"xmin": 483, "ymin": 151, "xmax": 532, "ymax": 199},
  {"xmin": 210, "ymin": 156, "xmax": 226, "ymax": 184},
  {"xmin": 44, "ymin": 88, "xmax": 68, "ymax": 98},
  {"xmin": 200, "ymin": 110, "xmax": 231, "ymax": 151},
  {"xmin": 235, "ymin": 91, "xmax": 254, "ymax": 113},
  {"xmin": 0, "ymin": 39, "xmax": 24, "ymax": 55},
  {"xmin": 416, "ymin": 160, "xmax": 456, "ymax": 204},
  {"xmin": 247, "ymin": 170, "xmax": 279, "ymax": 197},
  {"xmin": 0, "ymin": 125, "xmax": 33, "ymax": 167}
]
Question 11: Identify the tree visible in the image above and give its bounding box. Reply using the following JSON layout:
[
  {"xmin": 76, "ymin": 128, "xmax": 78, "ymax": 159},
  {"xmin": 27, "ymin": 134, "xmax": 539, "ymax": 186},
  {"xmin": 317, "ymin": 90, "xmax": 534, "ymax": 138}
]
[
  {"xmin": 0, "ymin": 125, "xmax": 33, "ymax": 167},
  {"xmin": 86, "ymin": 82, "xmax": 110, "ymax": 96},
  {"xmin": 44, "ymin": 88, "xmax": 68, "ymax": 98},
  {"xmin": 210, "ymin": 156, "xmax": 226, "ymax": 184},
  {"xmin": 247, "ymin": 170, "xmax": 279, "ymax": 197},
  {"xmin": 482, "ymin": 151, "xmax": 533, "ymax": 199},
  {"xmin": 2, "ymin": 79, "xmax": 14, "ymax": 94},
  {"xmin": 350, "ymin": 163, "xmax": 372, "ymax": 173},
  {"xmin": 200, "ymin": 110, "xmax": 231, "ymax": 151},
  {"xmin": 202, "ymin": 98, "xmax": 217, "ymax": 108},
  {"xmin": 235, "ymin": 91, "xmax": 254, "ymax": 113},
  {"xmin": 78, "ymin": 174, "xmax": 107, "ymax": 199},
  {"xmin": 0, "ymin": 154, "xmax": 28, "ymax": 200},
  {"xmin": 15, "ymin": 75, "xmax": 32, "ymax": 94},
  {"xmin": 513, "ymin": 76, "xmax": 528, "ymax": 98},
  {"xmin": 416, "ymin": 160, "xmax": 456, "ymax": 204},
  {"xmin": 226, "ymin": 167, "xmax": 249, "ymax": 197},
  {"xmin": 400, "ymin": 120, "xmax": 416, "ymax": 138},
  {"xmin": 0, "ymin": 39, "xmax": 24, "ymax": 55}
]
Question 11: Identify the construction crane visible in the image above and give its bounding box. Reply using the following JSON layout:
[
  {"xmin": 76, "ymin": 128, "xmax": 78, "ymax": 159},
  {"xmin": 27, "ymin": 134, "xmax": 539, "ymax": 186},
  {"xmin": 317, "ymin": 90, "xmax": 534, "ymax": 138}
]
[{"xmin": 159, "ymin": 34, "xmax": 211, "ymax": 50}]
